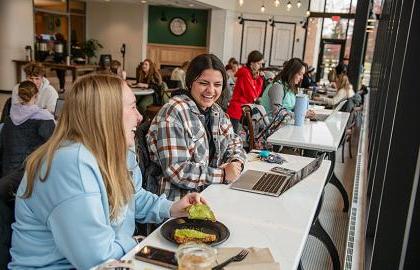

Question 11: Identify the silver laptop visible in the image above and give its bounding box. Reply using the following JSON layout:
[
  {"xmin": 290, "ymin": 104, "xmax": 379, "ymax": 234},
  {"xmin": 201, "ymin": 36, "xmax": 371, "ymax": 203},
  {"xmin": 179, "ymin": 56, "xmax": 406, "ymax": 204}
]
[
  {"xmin": 313, "ymin": 102, "xmax": 343, "ymax": 121},
  {"xmin": 231, "ymin": 153, "xmax": 326, "ymax": 197},
  {"xmin": 54, "ymin": 98, "xmax": 65, "ymax": 120}
]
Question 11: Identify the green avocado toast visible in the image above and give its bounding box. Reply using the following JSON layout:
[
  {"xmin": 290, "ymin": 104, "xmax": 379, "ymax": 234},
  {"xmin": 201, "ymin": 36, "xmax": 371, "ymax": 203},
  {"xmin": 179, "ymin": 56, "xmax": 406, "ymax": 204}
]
[
  {"xmin": 174, "ymin": 229, "xmax": 216, "ymax": 244},
  {"xmin": 186, "ymin": 204, "xmax": 216, "ymax": 222}
]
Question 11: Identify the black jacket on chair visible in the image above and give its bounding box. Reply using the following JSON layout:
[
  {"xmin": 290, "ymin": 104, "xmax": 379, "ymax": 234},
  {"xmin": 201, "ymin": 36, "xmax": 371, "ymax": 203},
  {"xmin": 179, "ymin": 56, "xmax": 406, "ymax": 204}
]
[{"xmin": 0, "ymin": 116, "xmax": 55, "ymax": 177}]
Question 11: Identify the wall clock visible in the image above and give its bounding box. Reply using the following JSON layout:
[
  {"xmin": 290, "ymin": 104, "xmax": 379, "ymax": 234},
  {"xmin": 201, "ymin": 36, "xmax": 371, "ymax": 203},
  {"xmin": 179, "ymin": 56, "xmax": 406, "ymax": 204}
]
[{"xmin": 169, "ymin": 17, "xmax": 187, "ymax": 36}]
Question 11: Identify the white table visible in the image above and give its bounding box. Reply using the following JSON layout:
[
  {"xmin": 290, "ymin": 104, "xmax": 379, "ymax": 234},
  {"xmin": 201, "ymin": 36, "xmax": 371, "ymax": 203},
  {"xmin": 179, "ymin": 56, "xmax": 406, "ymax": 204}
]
[
  {"xmin": 122, "ymin": 154, "xmax": 331, "ymax": 270},
  {"xmin": 267, "ymin": 111, "xmax": 350, "ymax": 152},
  {"xmin": 267, "ymin": 110, "xmax": 350, "ymax": 270}
]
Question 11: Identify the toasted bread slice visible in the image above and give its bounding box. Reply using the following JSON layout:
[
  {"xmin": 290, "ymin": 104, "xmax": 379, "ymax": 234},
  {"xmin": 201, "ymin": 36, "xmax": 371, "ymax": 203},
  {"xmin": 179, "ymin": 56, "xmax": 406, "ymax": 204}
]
[
  {"xmin": 174, "ymin": 229, "xmax": 216, "ymax": 244},
  {"xmin": 187, "ymin": 204, "xmax": 216, "ymax": 222}
]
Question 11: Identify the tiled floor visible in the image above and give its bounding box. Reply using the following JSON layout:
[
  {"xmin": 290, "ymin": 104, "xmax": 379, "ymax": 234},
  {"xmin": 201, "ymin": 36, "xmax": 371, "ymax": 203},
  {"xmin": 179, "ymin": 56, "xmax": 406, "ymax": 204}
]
[{"xmin": 301, "ymin": 133, "xmax": 357, "ymax": 269}]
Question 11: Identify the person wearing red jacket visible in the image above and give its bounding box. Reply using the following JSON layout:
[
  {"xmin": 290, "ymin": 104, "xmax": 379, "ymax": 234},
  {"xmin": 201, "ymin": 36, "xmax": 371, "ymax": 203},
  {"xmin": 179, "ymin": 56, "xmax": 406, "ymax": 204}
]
[{"xmin": 227, "ymin": 50, "xmax": 264, "ymax": 133}]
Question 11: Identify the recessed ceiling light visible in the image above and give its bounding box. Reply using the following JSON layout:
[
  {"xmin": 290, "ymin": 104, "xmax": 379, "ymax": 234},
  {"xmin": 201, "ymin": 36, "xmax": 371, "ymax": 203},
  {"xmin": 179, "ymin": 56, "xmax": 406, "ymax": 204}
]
[
  {"xmin": 189, "ymin": 3, "xmax": 194, "ymax": 7},
  {"xmin": 141, "ymin": 0, "xmax": 147, "ymax": 3}
]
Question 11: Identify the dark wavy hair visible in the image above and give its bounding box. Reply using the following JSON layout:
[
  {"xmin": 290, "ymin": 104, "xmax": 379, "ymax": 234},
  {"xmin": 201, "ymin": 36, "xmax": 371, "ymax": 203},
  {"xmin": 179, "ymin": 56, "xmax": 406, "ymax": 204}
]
[
  {"xmin": 185, "ymin": 54, "xmax": 227, "ymax": 92},
  {"xmin": 273, "ymin": 58, "xmax": 306, "ymax": 93},
  {"xmin": 246, "ymin": 50, "xmax": 264, "ymax": 67}
]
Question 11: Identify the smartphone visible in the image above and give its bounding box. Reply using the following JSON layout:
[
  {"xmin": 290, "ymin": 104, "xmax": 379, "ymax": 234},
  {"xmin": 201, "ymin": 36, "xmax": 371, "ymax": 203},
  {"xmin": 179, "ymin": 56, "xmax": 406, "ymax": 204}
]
[
  {"xmin": 135, "ymin": 246, "xmax": 177, "ymax": 269},
  {"xmin": 270, "ymin": 166, "xmax": 295, "ymax": 175}
]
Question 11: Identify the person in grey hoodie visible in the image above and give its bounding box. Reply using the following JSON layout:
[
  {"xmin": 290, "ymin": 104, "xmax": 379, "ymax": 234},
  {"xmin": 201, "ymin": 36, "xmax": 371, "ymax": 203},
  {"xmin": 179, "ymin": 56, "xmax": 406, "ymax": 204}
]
[
  {"xmin": 11, "ymin": 62, "xmax": 58, "ymax": 114},
  {"xmin": 0, "ymin": 81, "xmax": 55, "ymax": 177}
]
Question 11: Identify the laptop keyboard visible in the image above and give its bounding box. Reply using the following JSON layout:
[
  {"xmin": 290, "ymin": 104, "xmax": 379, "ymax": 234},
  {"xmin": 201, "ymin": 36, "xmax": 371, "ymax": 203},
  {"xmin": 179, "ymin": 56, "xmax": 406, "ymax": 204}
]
[
  {"xmin": 315, "ymin": 114, "xmax": 329, "ymax": 121},
  {"xmin": 252, "ymin": 173, "xmax": 288, "ymax": 194}
]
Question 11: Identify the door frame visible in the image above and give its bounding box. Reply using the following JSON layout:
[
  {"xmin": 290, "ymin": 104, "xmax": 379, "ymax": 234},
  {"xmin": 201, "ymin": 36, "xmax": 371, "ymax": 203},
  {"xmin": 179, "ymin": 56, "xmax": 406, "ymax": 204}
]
[
  {"xmin": 268, "ymin": 21, "xmax": 296, "ymax": 67},
  {"xmin": 316, "ymin": 38, "xmax": 346, "ymax": 81},
  {"xmin": 239, "ymin": 19, "xmax": 268, "ymax": 64}
]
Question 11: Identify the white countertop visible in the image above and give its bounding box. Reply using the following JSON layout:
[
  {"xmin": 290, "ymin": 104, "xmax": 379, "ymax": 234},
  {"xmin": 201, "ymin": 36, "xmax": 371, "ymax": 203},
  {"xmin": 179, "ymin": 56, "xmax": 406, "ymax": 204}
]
[
  {"xmin": 121, "ymin": 154, "xmax": 331, "ymax": 270},
  {"xmin": 267, "ymin": 111, "xmax": 350, "ymax": 151}
]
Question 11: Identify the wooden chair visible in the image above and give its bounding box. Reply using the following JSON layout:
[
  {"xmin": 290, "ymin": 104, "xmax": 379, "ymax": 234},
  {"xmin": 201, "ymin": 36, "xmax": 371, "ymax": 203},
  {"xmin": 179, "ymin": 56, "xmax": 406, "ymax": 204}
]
[
  {"xmin": 241, "ymin": 106, "xmax": 255, "ymax": 151},
  {"xmin": 144, "ymin": 105, "xmax": 162, "ymax": 122},
  {"xmin": 341, "ymin": 105, "xmax": 363, "ymax": 163}
]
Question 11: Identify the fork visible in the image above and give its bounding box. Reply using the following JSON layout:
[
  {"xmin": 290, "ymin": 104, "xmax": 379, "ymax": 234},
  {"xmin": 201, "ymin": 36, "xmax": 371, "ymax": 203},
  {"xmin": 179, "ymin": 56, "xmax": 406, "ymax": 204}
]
[{"xmin": 212, "ymin": 249, "xmax": 249, "ymax": 270}]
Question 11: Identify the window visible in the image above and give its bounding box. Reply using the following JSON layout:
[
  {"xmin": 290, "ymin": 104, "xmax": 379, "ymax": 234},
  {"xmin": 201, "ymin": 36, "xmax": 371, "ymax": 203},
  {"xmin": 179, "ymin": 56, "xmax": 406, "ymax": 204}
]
[
  {"xmin": 34, "ymin": 0, "xmax": 67, "ymax": 13},
  {"xmin": 322, "ymin": 18, "xmax": 348, "ymax": 39},
  {"xmin": 325, "ymin": 0, "xmax": 352, "ymax": 13},
  {"xmin": 310, "ymin": 0, "xmax": 358, "ymax": 14},
  {"xmin": 310, "ymin": 0, "xmax": 326, "ymax": 12},
  {"xmin": 34, "ymin": 0, "xmax": 86, "ymax": 57}
]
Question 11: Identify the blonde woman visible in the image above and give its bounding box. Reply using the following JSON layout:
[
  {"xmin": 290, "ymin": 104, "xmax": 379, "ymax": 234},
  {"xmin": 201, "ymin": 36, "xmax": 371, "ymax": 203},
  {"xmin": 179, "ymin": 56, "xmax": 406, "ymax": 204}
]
[
  {"xmin": 314, "ymin": 73, "xmax": 355, "ymax": 106},
  {"xmin": 9, "ymin": 74, "xmax": 205, "ymax": 269}
]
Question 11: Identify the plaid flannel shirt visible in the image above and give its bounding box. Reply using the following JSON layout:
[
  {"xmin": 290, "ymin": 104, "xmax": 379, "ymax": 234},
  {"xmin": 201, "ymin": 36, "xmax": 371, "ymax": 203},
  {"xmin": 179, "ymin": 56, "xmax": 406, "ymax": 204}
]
[{"xmin": 147, "ymin": 94, "xmax": 246, "ymax": 200}]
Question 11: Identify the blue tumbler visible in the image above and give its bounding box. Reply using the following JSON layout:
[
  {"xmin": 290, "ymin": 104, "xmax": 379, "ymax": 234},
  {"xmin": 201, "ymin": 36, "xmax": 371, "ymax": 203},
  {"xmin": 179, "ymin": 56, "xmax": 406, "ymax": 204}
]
[{"xmin": 294, "ymin": 94, "xmax": 308, "ymax": 126}]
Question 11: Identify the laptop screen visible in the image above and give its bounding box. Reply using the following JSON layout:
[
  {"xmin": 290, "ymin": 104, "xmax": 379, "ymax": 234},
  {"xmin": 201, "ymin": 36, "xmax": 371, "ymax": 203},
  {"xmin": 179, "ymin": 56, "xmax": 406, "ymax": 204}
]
[
  {"xmin": 54, "ymin": 99, "xmax": 65, "ymax": 120},
  {"xmin": 298, "ymin": 153, "xmax": 326, "ymax": 180}
]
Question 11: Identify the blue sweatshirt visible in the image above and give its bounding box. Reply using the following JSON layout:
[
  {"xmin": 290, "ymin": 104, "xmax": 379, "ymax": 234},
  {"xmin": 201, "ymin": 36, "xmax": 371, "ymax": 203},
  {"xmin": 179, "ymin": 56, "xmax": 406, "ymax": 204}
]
[{"xmin": 9, "ymin": 142, "xmax": 173, "ymax": 269}]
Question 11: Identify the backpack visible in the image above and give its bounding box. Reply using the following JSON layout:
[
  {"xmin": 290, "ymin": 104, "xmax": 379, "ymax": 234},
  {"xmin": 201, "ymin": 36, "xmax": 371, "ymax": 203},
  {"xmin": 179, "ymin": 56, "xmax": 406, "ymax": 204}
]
[
  {"xmin": 0, "ymin": 168, "xmax": 25, "ymax": 269},
  {"xmin": 134, "ymin": 121, "xmax": 162, "ymax": 195},
  {"xmin": 240, "ymin": 104, "xmax": 288, "ymax": 151}
]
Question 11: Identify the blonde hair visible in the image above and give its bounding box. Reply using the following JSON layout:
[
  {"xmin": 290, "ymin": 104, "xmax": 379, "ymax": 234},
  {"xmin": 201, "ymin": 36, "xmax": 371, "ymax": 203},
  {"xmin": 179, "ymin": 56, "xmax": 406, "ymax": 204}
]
[
  {"xmin": 336, "ymin": 74, "xmax": 352, "ymax": 93},
  {"xmin": 18, "ymin": 80, "xmax": 38, "ymax": 103},
  {"xmin": 23, "ymin": 74, "xmax": 133, "ymax": 220}
]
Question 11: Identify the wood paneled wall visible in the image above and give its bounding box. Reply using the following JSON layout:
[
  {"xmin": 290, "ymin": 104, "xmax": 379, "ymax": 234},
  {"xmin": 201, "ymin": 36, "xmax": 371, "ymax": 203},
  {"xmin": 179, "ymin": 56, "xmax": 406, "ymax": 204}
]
[{"xmin": 147, "ymin": 43, "xmax": 208, "ymax": 69}]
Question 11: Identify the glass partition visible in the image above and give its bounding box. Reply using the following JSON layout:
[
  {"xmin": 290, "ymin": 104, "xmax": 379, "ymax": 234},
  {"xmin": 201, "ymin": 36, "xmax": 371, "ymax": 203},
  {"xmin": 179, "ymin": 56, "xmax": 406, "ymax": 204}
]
[
  {"xmin": 322, "ymin": 18, "xmax": 348, "ymax": 39},
  {"xmin": 325, "ymin": 0, "xmax": 352, "ymax": 13}
]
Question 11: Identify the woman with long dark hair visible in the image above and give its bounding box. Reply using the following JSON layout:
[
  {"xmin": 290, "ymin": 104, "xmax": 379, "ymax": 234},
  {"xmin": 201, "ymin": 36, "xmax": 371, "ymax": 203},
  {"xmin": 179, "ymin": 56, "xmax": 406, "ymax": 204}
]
[{"xmin": 260, "ymin": 58, "xmax": 314, "ymax": 118}]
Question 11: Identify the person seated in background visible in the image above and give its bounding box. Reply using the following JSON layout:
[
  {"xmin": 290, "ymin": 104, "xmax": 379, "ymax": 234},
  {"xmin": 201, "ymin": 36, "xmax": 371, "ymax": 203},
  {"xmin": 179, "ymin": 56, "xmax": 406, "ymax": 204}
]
[
  {"xmin": 313, "ymin": 66, "xmax": 355, "ymax": 106},
  {"xmin": 11, "ymin": 62, "xmax": 58, "ymax": 114},
  {"xmin": 217, "ymin": 59, "xmax": 239, "ymax": 110},
  {"xmin": 0, "ymin": 81, "xmax": 55, "ymax": 177},
  {"xmin": 9, "ymin": 74, "xmax": 205, "ymax": 269},
  {"xmin": 301, "ymin": 65, "xmax": 317, "ymax": 89},
  {"xmin": 225, "ymin": 57, "xmax": 238, "ymax": 71},
  {"xmin": 53, "ymin": 32, "xmax": 67, "ymax": 93},
  {"xmin": 327, "ymin": 67, "xmax": 338, "ymax": 89},
  {"xmin": 147, "ymin": 54, "xmax": 246, "ymax": 201},
  {"xmin": 170, "ymin": 60, "xmax": 189, "ymax": 89},
  {"xmin": 227, "ymin": 50, "xmax": 265, "ymax": 133},
  {"xmin": 134, "ymin": 59, "xmax": 164, "ymax": 113},
  {"xmin": 135, "ymin": 59, "xmax": 162, "ymax": 90},
  {"xmin": 226, "ymin": 59, "xmax": 239, "ymax": 83},
  {"xmin": 259, "ymin": 58, "xmax": 315, "ymax": 118},
  {"xmin": 110, "ymin": 60, "xmax": 126, "ymax": 80}
]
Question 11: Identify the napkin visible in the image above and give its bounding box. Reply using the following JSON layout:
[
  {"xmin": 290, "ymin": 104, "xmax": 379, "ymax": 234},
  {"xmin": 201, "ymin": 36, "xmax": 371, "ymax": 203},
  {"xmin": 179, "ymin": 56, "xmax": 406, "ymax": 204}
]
[{"xmin": 216, "ymin": 247, "xmax": 280, "ymax": 270}]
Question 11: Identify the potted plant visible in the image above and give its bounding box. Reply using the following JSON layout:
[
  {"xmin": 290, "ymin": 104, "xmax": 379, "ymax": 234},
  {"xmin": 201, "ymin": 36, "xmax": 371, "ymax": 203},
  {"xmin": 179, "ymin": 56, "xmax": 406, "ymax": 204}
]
[{"xmin": 82, "ymin": 39, "xmax": 103, "ymax": 64}]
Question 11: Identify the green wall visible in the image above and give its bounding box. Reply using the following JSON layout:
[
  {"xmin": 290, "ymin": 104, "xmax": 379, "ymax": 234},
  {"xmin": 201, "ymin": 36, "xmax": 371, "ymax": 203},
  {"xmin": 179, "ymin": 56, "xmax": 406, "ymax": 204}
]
[{"xmin": 148, "ymin": 6, "xmax": 208, "ymax": 47}]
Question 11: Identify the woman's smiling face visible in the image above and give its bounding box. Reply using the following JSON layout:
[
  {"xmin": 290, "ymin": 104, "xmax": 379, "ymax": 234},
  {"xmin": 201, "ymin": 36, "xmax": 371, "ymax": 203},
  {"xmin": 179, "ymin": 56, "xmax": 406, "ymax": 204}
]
[{"xmin": 190, "ymin": 69, "xmax": 223, "ymax": 110}]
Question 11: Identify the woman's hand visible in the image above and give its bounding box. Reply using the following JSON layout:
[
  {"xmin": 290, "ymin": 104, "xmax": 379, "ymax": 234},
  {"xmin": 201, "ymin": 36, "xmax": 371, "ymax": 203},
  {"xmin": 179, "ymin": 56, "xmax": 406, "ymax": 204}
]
[
  {"xmin": 306, "ymin": 109, "xmax": 316, "ymax": 119},
  {"xmin": 137, "ymin": 83, "xmax": 148, "ymax": 88},
  {"xmin": 221, "ymin": 161, "xmax": 242, "ymax": 183},
  {"xmin": 170, "ymin": 192, "xmax": 208, "ymax": 218}
]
